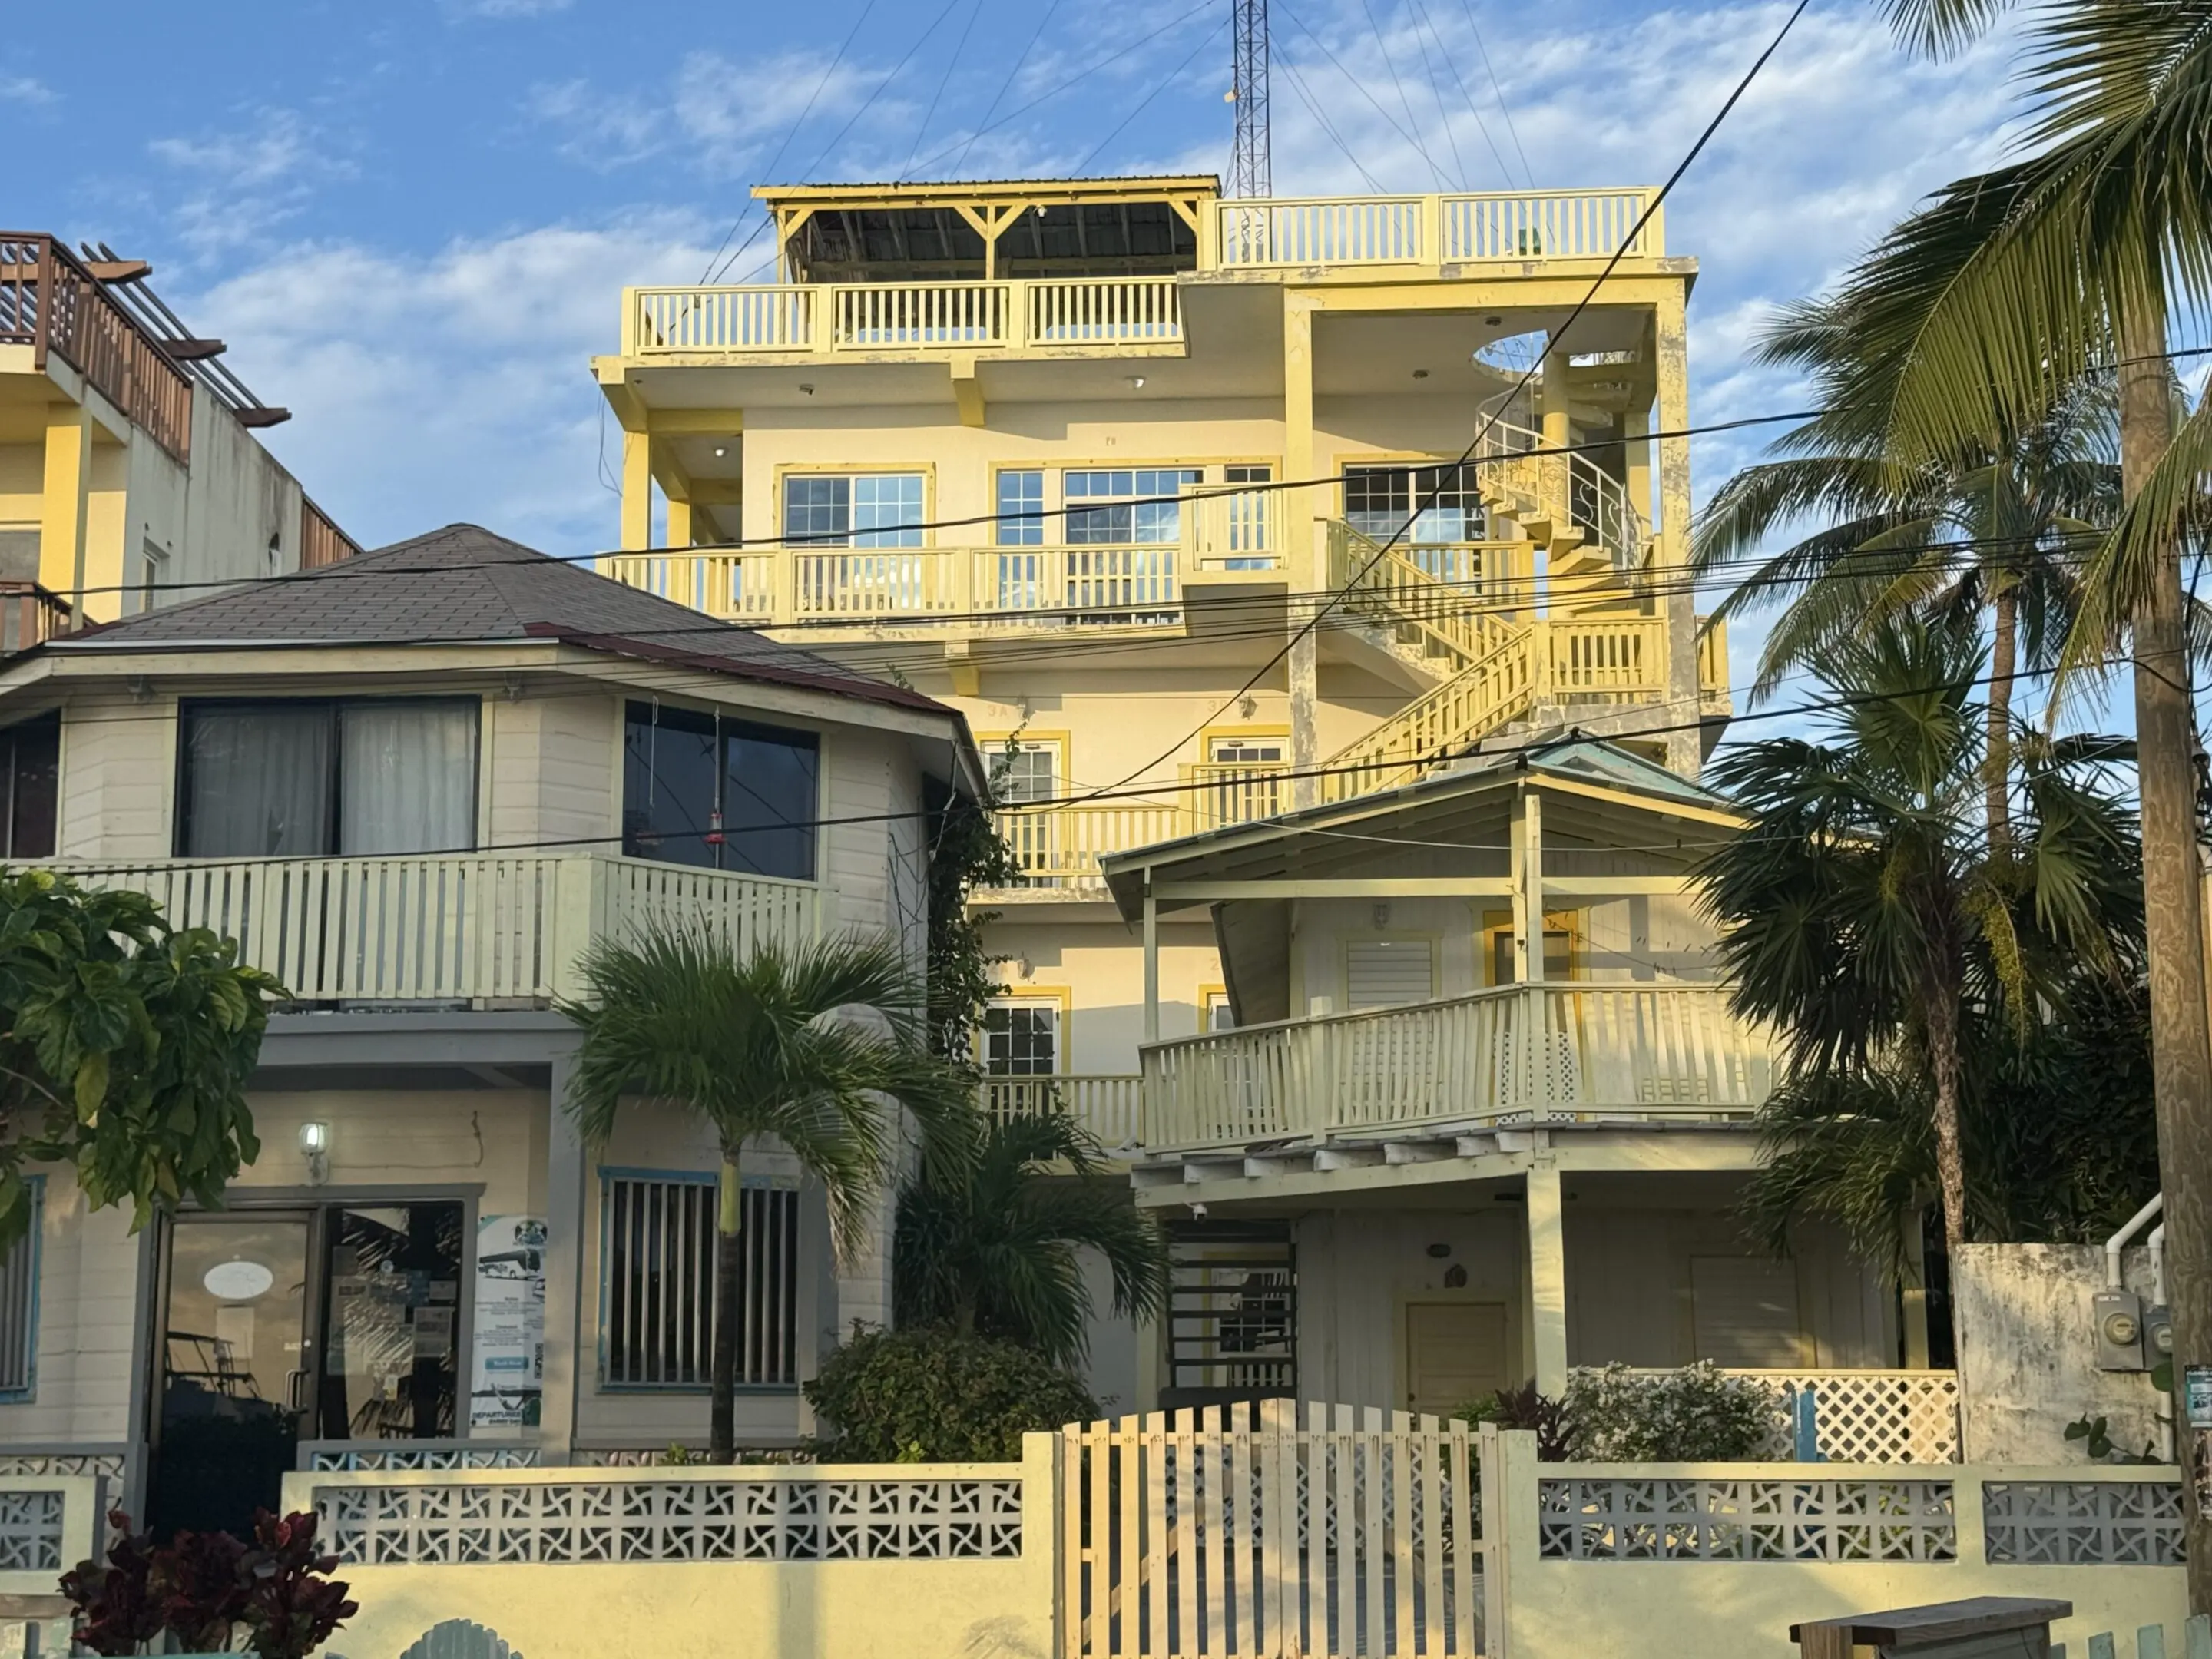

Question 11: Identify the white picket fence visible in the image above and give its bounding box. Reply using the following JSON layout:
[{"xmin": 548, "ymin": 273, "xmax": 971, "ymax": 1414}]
[{"xmin": 1059, "ymin": 1401, "xmax": 1484, "ymax": 1659}]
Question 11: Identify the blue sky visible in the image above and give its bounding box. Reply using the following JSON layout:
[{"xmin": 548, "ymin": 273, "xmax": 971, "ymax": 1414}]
[{"xmin": 4, "ymin": 0, "xmax": 2038, "ymax": 714}]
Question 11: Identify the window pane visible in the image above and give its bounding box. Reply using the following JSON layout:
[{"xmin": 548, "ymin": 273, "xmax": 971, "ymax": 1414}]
[
  {"xmin": 783, "ymin": 475, "xmax": 850, "ymax": 545},
  {"xmin": 603, "ymin": 1174, "xmax": 799, "ymax": 1389},
  {"xmin": 995, "ymin": 745, "xmax": 1056, "ymax": 804},
  {"xmin": 622, "ymin": 702, "xmax": 718, "ymax": 868},
  {"xmin": 181, "ymin": 704, "xmax": 333, "ymax": 857},
  {"xmin": 852, "ymin": 475, "xmax": 923, "ymax": 548},
  {"xmin": 1065, "ymin": 468, "xmax": 1199, "ymax": 545},
  {"xmin": 721, "ymin": 720, "xmax": 819, "ymax": 880},
  {"xmin": 339, "ymin": 702, "xmax": 478, "ymax": 855},
  {"xmin": 2, "ymin": 714, "xmax": 58, "ymax": 859},
  {"xmin": 996, "ymin": 471, "xmax": 1045, "ymax": 547},
  {"xmin": 983, "ymin": 1002, "xmax": 1058, "ymax": 1075}
]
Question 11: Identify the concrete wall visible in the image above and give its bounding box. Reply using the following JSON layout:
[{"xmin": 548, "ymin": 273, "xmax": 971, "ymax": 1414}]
[{"xmin": 1953, "ymin": 1242, "xmax": 2165, "ymax": 1465}]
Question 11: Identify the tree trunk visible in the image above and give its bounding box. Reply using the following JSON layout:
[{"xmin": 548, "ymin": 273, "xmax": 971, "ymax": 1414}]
[
  {"xmin": 710, "ymin": 1147, "xmax": 744, "ymax": 1465},
  {"xmin": 2114, "ymin": 296, "xmax": 2212, "ymax": 1610},
  {"xmin": 1924, "ymin": 982, "xmax": 1970, "ymax": 1257},
  {"xmin": 1986, "ymin": 583, "xmax": 2016, "ymax": 846}
]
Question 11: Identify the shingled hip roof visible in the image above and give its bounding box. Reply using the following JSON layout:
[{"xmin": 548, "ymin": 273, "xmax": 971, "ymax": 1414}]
[{"xmin": 53, "ymin": 523, "xmax": 952, "ymax": 715}]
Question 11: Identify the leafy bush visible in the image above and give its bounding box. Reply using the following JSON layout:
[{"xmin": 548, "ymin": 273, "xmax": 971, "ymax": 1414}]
[
  {"xmin": 1567, "ymin": 1362, "xmax": 1776, "ymax": 1462},
  {"xmin": 1457, "ymin": 1382, "xmax": 1579, "ymax": 1461},
  {"xmin": 61, "ymin": 1508, "xmax": 356, "ymax": 1659},
  {"xmin": 805, "ymin": 1326, "xmax": 1098, "ymax": 1462}
]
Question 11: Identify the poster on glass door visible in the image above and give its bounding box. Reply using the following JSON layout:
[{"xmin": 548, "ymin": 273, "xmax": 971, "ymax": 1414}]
[{"xmin": 469, "ymin": 1214, "xmax": 545, "ymax": 1429}]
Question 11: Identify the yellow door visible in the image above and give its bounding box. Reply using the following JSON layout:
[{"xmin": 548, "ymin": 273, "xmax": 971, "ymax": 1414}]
[{"xmin": 1404, "ymin": 1301, "xmax": 1510, "ymax": 1415}]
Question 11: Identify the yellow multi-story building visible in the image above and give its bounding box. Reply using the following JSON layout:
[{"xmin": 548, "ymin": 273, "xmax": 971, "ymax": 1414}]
[{"xmin": 594, "ymin": 175, "xmax": 1933, "ymax": 1421}]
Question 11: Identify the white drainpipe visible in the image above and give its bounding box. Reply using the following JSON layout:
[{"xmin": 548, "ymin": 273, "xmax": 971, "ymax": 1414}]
[{"xmin": 2107, "ymin": 1194, "xmax": 2164, "ymax": 1286}]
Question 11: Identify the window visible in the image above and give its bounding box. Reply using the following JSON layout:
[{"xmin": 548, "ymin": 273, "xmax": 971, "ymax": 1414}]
[
  {"xmin": 996, "ymin": 470, "xmax": 1045, "ymax": 547},
  {"xmin": 1064, "ymin": 469, "xmax": 1200, "ymax": 545},
  {"xmin": 1165, "ymin": 1222, "xmax": 1294, "ymax": 1406},
  {"xmin": 139, "ymin": 542, "xmax": 169, "ymax": 616},
  {"xmin": 0, "ymin": 715, "xmax": 58, "ymax": 859},
  {"xmin": 1483, "ymin": 911, "xmax": 1577, "ymax": 985},
  {"xmin": 1346, "ymin": 939, "xmax": 1435, "ymax": 1011},
  {"xmin": 0, "ymin": 1176, "xmax": 41, "ymax": 1399},
  {"xmin": 601, "ymin": 1172, "xmax": 800, "ymax": 1389},
  {"xmin": 177, "ymin": 700, "xmax": 478, "ymax": 858},
  {"xmin": 1344, "ymin": 464, "xmax": 1488, "ymax": 545},
  {"xmin": 992, "ymin": 741, "xmax": 1058, "ymax": 805},
  {"xmin": 1690, "ymin": 1257, "xmax": 1807, "ymax": 1367},
  {"xmin": 1221, "ymin": 465, "xmax": 1272, "ymax": 567},
  {"xmin": 622, "ymin": 701, "xmax": 819, "ymax": 879},
  {"xmin": 982, "ymin": 999, "xmax": 1058, "ymax": 1075},
  {"xmin": 1209, "ymin": 735, "xmax": 1283, "ymax": 765},
  {"xmin": 1202, "ymin": 988, "xmax": 1237, "ymax": 1031},
  {"xmin": 781, "ymin": 474, "xmax": 924, "ymax": 548}
]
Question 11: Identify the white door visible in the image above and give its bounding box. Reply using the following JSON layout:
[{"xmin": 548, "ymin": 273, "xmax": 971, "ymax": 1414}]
[{"xmin": 1404, "ymin": 1300, "xmax": 1510, "ymax": 1414}]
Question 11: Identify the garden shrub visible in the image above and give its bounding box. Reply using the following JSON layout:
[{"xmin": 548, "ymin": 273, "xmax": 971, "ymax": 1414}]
[
  {"xmin": 804, "ymin": 1325, "xmax": 1098, "ymax": 1462},
  {"xmin": 1566, "ymin": 1361, "xmax": 1776, "ymax": 1461}
]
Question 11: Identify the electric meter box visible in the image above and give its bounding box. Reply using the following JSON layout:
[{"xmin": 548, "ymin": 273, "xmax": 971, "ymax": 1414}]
[{"xmin": 2094, "ymin": 1286, "xmax": 2147, "ymax": 1371}]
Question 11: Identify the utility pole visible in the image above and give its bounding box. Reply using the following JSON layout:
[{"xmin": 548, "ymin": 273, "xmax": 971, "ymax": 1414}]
[{"xmin": 1229, "ymin": 0, "xmax": 1270, "ymax": 198}]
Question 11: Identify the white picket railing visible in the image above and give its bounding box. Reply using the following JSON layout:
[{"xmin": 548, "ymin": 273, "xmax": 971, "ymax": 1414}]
[
  {"xmin": 1142, "ymin": 984, "xmax": 1773, "ymax": 1151},
  {"xmin": 1214, "ymin": 189, "xmax": 1663, "ymax": 268},
  {"xmin": 66, "ymin": 853, "xmax": 821, "ymax": 1004},
  {"xmin": 626, "ymin": 276, "xmax": 1181, "ymax": 355},
  {"xmin": 982, "ymin": 1075, "xmax": 1144, "ymax": 1147}
]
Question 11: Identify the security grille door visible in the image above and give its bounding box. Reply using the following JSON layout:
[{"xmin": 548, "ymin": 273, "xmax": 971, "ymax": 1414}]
[{"xmin": 1164, "ymin": 1223, "xmax": 1295, "ymax": 1407}]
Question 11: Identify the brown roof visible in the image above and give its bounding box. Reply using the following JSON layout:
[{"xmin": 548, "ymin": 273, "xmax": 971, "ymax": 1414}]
[{"xmin": 55, "ymin": 523, "xmax": 955, "ymax": 717}]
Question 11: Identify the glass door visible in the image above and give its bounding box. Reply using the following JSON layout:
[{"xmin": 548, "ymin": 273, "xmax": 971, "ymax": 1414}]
[
  {"xmin": 151, "ymin": 1212, "xmax": 313, "ymax": 1539},
  {"xmin": 316, "ymin": 1204, "xmax": 465, "ymax": 1442}
]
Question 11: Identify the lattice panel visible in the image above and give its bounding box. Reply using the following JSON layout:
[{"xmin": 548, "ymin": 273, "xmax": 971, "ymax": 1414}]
[
  {"xmin": 1757, "ymin": 1373, "xmax": 1961, "ymax": 1464},
  {"xmin": 0, "ymin": 1491, "xmax": 65, "ymax": 1572},
  {"xmin": 318, "ymin": 1479, "xmax": 1022, "ymax": 1565},
  {"xmin": 1983, "ymin": 1480, "xmax": 2184, "ymax": 1565},
  {"xmin": 0, "ymin": 1452, "xmax": 124, "ymax": 1479},
  {"xmin": 1537, "ymin": 1478, "xmax": 1956, "ymax": 1561},
  {"xmin": 309, "ymin": 1448, "xmax": 544, "ymax": 1472}
]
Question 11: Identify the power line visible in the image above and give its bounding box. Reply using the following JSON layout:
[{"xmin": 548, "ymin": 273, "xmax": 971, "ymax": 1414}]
[
  {"xmin": 1081, "ymin": 0, "xmax": 1816, "ymax": 803},
  {"xmin": 1356, "ymin": 0, "xmax": 1450, "ymax": 190},
  {"xmin": 899, "ymin": 0, "xmax": 985, "ymax": 181},
  {"xmin": 1278, "ymin": 2, "xmax": 1460, "ymax": 190},
  {"xmin": 1455, "ymin": 0, "xmax": 1531, "ymax": 189},
  {"xmin": 1078, "ymin": 18, "xmax": 1230, "ymax": 174},
  {"xmin": 950, "ymin": 0, "xmax": 1061, "ymax": 175},
  {"xmin": 1408, "ymin": 0, "xmax": 1510, "ymax": 190}
]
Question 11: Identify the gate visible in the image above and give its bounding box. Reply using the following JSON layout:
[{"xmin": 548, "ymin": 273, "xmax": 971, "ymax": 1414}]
[{"xmin": 1059, "ymin": 1401, "xmax": 1488, "ymax": 1657}]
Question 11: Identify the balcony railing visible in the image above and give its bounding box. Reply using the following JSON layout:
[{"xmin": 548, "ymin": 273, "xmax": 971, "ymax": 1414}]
[
  {"xmin": 62, "ymin": 852, "xmax": 820, "ymax": 1004},
  {"xmin": 0, "ymin": 234, "xmax": 194, "ymax": 463},
  {"xmin": 0, "ymin": 584, "xmax": 71, "ymax": 654},
  {"xmin": 627, "ymin": 275, "xmax": 1183, "ymax": 356},
  {"xmin": 1141, "ymin": 983, "xmax": 1772, "ymax": 1152},
  {"xmin": 300, "ymin": 496, "xmax": 361, "ymax": 570},
  {"xmin": 981, "ymin": 1075, "xmax": 1143, "ymax": 1147},
  {"xmin": 1213, "ymin": 189, "xmax": 1664, "ymax": 269}
]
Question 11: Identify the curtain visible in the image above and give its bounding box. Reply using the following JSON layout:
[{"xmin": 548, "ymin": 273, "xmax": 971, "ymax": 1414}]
[
  {"xmin": 182, "ymin": 706, "xmax": 333, "ymax": 857},
  {"xmin": 339, "ymin": 702, "xmax": 478, "ymax": 855}
]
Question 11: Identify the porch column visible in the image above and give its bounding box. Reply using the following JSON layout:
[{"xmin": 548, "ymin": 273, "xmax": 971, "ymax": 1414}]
[
  {"xmin": 1511, "ymin": 786, "xmax": 1543, "ymax": 982},
  {"xmin": 1142, "ymin": 875, "xmax": 1161, "ymax": 1045},
  {"xmin": 1284, "ymin": 292, "xmax": 1321, "ymax": 809},
  {"xmin": 538, "ymin": 1050, "xmax": 587, "ymax": 1458},
  {"xmin": 1654, "ymin": 286, "xmax": 1700, "ymax": 779},
  {"xmin": 620, "ymin": 428, "xmax": 654, "ymax": 551},
  {"xmin": 1900, "ymin": 1208, "xmax": 1932, "ymax": 1368},
  {"xmin": 665, "ymin": 495, "xmax": 694, "ymax": 548},
  {"xmin": 1525, "ymin": 1162, "xmax": 1568, "ymax": 1396},
  {"xmin": 40, "ymin": 404, "xmax": 92, "ymax": 606}
]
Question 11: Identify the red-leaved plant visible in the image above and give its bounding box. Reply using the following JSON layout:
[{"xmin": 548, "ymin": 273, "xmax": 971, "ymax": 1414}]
[{"xmin": 61, "ymin": 1509, "xmax": 356, "ymax": 1659}]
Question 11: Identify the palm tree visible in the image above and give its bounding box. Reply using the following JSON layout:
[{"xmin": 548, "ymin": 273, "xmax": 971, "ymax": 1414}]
[
  {"xmin": 561, "ymin": 931, "xmax": 979, "ymax": 1462},
  {"xmin": 1693, "ymin": 304, "xmax": 2121, "ymax": 841},
  {"xmin": 893, "ymin": 1110, "xmax": 1170, "ymax": 1368},
  {"xmin": 1697, "ymin": 615, "xmax": 2142, "ymax": 1255}
]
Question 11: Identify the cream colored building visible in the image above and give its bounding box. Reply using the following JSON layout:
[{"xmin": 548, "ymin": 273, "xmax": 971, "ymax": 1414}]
[
  {"xmin": 0, "ymin": 524, "xmax": 982, "ymax": 1533},
  {"xmin": 588, "ymin": 175, "xmax": 1932, "ymax": 1419},
  {"xmin": 0, "ymin": 233, "xmax": 357, "ymax": 638}
]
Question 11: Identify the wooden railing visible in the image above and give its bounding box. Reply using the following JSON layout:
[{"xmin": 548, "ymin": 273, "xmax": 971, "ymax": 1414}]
[
  {"xmin": 1, "ymin": 234, "xmax": 194, "ymax": 463},
  {"xmin": 627, "ymin": 276, "xmax": 1181, "ymax": 355},
  {"xmin": 995, "ymin": 800, "xmax": 1184, "ymax": 887},
  {"xmin": 299, "ymin": 497, "xmax": 361, "ymax": 569},
  {"xmin": 0, "ymin": 584, "xmax": 71, "ymax": 654},
  {"xmin": 1214, "ymin": 189, "xmax": 1663, "ymax": 269},
  {"xmin": 981, "ymin": 1075, "xmax": 1143, "ymax": 1147},
  {"xmin": 1698, "ymin": 618, "xmax": 1730, "ymax": 694},
  {"xmin": 61, "ymin": 853, "xmax": 820, "ymax": 1004},
  {"xmin": 1141, "ymin": 983, "xmax": 1771, "ymax": 1151}
]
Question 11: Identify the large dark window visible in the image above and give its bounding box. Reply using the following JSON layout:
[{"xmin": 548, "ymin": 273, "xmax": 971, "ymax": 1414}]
[
  {"xmin": 0, "ymin": 714, "xmax": 58, "ymax": 859},
  {"xmin": 621, "ymin": 701, "xmax": 818, "ymax": 880},
  {"xmin": 177, "ymin": 700, "xmax": 478, "ymax": 858}
]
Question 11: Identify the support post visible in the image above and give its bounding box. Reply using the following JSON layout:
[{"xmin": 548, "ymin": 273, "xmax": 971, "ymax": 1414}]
[
  {"xmin": 538, "ymin": 1047, "xmax": 586, "ymax": 1459},
  {"xmin": 39, "ymin": 405, "xmax": 92, "ymax": 611},
  {"xmin": 1525, "ymin": 1161, "xmax": 1568, "ymax": 1396},
  {"xmin": 620, "ymin": 428, "xmax": 654, "ymax": 551},
  {"xmin": 1510, "ymin": 786, "xmax": 1543, "ymax": 983},
  {"xmin": 1900, "ymin": 1207, "xmax": 1932, "ymax": 1369},
  {"xmin": 1654, "ymin": 286, "xmax": 1700, "ymax": 779},
  {"xmin": 1143, "ymin": 876, "xmax": 1161, "ymax": 1045},
  {"xmin": 1284, "ymin": 292, "xmax": 1322, "ymax": 809},
  {"xmin": 664, "ymin": 495, "xmax": 693, "ymax": 549}
]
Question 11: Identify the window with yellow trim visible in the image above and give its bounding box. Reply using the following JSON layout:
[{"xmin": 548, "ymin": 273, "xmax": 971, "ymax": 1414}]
[{"xmin": 1480, "ymin": 910, "xmax": 1580, "ymax": 985}]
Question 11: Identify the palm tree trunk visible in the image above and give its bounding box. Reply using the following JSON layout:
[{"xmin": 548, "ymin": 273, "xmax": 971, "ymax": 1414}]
[
  {"xmin": 1986, "ymin": 583, "xmax": 2016, "ymax": 846},
  {"xmin": 2115, "ymin": 296, "xmax": 2212, "ymax": 1609},
  {"xmin": 710, "ymin": 1147, "xmax": 743, "ymax": 1465},
  {"xmin": 1924, "ymin": 982, "xmax": 1970, "ymax": 1257}
]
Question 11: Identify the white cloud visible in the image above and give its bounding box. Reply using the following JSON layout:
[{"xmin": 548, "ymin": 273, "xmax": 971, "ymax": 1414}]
[
  {"xmin": 173, "ymin": 217, "xmax": 720, "ymax": 558},
  {"xmin": 0, "ymin": 74, "xmax": 56, "ymax": 108},
  {"xmin": 147, "ymin": 108, "xmax": 353, "ymax": 255},
  {"xmin": 449, "ymin": 0, "xmax": 574, "ymax": 16}
]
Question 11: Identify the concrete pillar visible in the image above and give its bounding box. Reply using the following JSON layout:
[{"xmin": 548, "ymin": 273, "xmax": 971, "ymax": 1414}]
[
  {"xmin": 537, "ymin": 1055, "xmax": 587, "ymax": 1459},
  {"xmin": 1284, "ymin": 293, "xmax": 1322, "ymax": 808},
  {"xmin": 1525, "ymin": 1162, "xmax": 1568, "ymax": 1396},
  {"xmin": 39, "ymin": 404, "xmax": 92, "ymax": 604},
  {"xmin": 620, "ymin": 429, "xmax": 654, "ymax": 551},
  {"xmin": 1624, "ymin": 405, "xmax": 1653, "ymax": 535},
  {"xmin": 1510, "ymin": 786, "xmax": 1543, "ymax": 983},
  {"xmin": 1289, "ymin": 631, "xmax": 1320, "ymax": 808},
  {"xmin": 1142, "ymin": 879, "xmax": 1161, "ymax": 1045},
  {"xmin": 1654, "ymin": 286, "xmax": 1700, "ymax": 779},
  {"xmin": 665, "ymin": 495, "xmax": 693, "ymax": 549}
]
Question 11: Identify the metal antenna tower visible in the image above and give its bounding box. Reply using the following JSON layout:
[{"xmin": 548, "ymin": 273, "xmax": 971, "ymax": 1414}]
[{"xmin": 1229, "ymin": 0, "xmax": 1271, "ymax": 198}]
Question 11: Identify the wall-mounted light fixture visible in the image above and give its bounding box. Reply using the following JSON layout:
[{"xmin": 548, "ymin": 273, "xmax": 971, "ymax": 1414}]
[{"xmin": 298, "ymin": 1121, "xmax": 330, "ymax": 1186}]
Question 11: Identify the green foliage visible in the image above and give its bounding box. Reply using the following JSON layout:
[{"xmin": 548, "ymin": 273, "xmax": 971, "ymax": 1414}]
[
  {"xmin": 922, "ymin": 767, "xmax": 1022, "ymax": 1063},
  {"xmin": 1742, "ymin": 979, "xmax": 2163, "ymax": 1273},
  {"xmin": 804, "ymin": 1326, "xmax": 1098, "ymax": 1463},
  {"xmin": 2063, "ymin": 1412, "xmax": 2160, "ymax": 1464},
  {"xmin": 1456, "ymin": 1381, "xmax": 1578, "ymax": 1462},
  {"xmin": 1568, "ymin": 1363, "xmax": 1777, "ymax": 1462},
  {"xmin": 0, "ymin": 869, "xmax": 279, "ymax": 1250},
  {"xmin": 895, "ymin": 1109, "xmax": 1170, "ymax": 1366}
]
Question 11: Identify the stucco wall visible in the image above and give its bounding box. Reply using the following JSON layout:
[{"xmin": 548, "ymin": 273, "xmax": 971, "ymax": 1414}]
[{"xmin": 1952, "ymin": 1241, "xmax": 2165, "ymax": 1465}]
